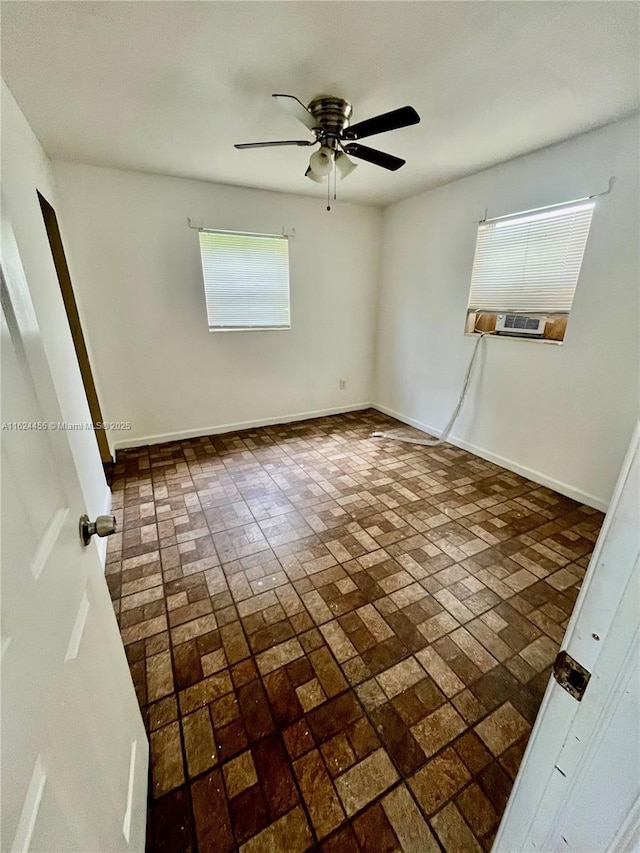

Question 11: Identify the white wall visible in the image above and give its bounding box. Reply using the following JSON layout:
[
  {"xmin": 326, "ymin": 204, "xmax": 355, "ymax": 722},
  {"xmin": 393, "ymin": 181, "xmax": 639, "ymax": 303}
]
[
  {"xmin": 1, "ymin": 81, "xmax": 109, "ymax": 522},
  {"xmin": 33, "ymin": 108, "xmax": 637, "ymax": 510},
  {"xmin": 374, "ymin": 117, "xmax": 639, "ymax": 510},
  {"xmin": 51, "ymin": 164, "xmax": 381, "ymax": 448}
]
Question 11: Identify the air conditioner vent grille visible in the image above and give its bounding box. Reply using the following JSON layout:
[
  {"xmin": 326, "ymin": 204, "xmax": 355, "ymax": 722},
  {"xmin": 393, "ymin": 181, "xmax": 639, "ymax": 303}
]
[
  {"xmin": 504, "ymin": 314, "xmax": 541, "ymax": 331},
  {"xmin": 496, "ymin": 313, "xmax": 546, "ymax": 336}
]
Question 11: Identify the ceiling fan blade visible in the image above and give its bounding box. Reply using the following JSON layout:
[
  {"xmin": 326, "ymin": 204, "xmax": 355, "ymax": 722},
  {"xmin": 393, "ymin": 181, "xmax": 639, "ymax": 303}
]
[
  {"xmin": 235, "ymin": 140, "xmax": 315, "ymax": 149},
  {"xmin": 344, "ymin": 106, "xmax": 420, "ymax": 141},
  {"xmin": 272, "ymin": 94, "xmax": 319, "ymax": 131},
  {"xmin": 343, "ymin": 143, "xmax": 405, "ymax": 171}
]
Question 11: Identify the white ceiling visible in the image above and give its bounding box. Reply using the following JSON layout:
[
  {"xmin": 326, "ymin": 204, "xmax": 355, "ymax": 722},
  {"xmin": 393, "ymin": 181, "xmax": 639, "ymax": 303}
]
[{"xmin": 2, "ymin": 1, "xmax": 638, "ymax": 205}]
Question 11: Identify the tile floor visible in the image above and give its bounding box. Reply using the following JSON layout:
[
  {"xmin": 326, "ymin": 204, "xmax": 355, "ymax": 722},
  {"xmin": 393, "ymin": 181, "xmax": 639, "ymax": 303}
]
[{"xmin": 106, "ymin": 409, "xmax": 603, "ymax": 853}]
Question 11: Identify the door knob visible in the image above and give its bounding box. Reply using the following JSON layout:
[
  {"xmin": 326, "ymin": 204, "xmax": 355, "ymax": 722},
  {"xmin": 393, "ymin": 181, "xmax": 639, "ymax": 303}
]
[{"xmin": 79, "ymin": 514, "xmax": 117, "ymax": 546}]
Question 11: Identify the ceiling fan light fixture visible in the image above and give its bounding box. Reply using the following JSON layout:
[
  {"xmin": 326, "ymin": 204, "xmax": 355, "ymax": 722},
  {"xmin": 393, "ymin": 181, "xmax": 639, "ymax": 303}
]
[
  {"xmin": 305, "ymin": 165, "xmax": 325, "ymax": 183},
  {"xmin": 335, "ymin": 151, "xmax": 357, "ymax": 179},
  {"xmin": 308, "ymin": 146, "xmax": 333, "ymax": 177}
]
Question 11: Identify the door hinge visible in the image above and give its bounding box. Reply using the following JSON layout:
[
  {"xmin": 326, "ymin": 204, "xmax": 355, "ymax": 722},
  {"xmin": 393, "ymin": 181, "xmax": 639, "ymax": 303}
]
[{"xmin": 553, "ymin": 650, "xmax": 591, "ymax": 701}]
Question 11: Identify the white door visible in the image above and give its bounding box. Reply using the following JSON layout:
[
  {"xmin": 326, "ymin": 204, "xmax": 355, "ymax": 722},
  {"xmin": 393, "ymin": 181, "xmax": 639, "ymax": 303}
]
[
  {"xmin": 1, "ymin": 211, "xmax": 148, "ymax": 852},
  {"xmin": 494, "ymin": 422, "xmax": 640, "ymax": 851}
]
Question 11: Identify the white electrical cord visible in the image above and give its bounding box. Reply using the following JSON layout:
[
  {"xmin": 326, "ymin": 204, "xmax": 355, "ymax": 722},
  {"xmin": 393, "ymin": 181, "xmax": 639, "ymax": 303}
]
[{"xmin": 371, "ymin": 333, "xmax": 486, "ymax": 447}]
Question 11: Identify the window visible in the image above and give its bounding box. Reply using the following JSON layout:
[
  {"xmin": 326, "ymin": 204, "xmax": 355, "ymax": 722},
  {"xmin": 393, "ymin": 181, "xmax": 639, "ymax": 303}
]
[
  {"xmin": 465, "ymin": 200, "xmax": 595, "ymax": 341},
  {"xmin": 198, "ymin": 230, "xmax": 290, "ymax": 331}
]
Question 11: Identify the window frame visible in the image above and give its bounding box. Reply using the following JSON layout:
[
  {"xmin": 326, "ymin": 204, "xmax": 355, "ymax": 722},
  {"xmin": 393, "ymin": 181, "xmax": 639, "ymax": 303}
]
[
  {"xmin": 464, "ymin": 199, "xmax": 596, "ymax": 343},
  {"xmin": 198, "ymin": 228, "xmax": 291, "ymax": 333}
]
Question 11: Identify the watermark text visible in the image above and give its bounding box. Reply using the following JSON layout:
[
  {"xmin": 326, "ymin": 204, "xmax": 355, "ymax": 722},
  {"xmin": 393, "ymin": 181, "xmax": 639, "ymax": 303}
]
[{"xmin": 2, "ymin": 421, "xmax": 132, "ymax": 431}]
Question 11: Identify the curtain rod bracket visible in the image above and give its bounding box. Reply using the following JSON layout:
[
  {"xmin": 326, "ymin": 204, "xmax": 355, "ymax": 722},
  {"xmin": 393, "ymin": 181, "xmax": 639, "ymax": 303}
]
[
  {"xmin": 188, "ymin": 218, "xmax": 295, "ymax": 238},
  {"xmin": 591, "ymin": 176, "xmax": 615, "ymax": 198},
  {"xmin": 475, "ymin": 176, "xmax": 616, "ymax": 225}
]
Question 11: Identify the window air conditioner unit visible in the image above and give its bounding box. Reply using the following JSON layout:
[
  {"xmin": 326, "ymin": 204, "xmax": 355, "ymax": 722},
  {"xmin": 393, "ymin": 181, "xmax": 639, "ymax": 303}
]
[{"xmin": 496, "ymin": 314, "xmax": 546, "ymax": 337}]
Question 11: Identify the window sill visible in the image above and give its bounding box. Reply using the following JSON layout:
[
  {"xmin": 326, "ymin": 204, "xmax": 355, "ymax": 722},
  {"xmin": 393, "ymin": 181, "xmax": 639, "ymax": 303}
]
[
  {"xmin": 464, "ymin": 331, "xmax": 563, "ymax": 345},
  {"xmin": 208, "ymin": 326, "xmax": 291, "ymax": 333}
]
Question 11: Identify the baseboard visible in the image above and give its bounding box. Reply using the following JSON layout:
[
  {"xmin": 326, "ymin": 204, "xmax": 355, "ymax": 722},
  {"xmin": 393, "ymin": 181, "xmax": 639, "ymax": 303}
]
[
  {"xmin": 112, "ymin": 403, "xmax": 372, "ymax": 451},
  {"xmin": 372, "ymin": 403, "xmax": 609, "ymax": 512}
]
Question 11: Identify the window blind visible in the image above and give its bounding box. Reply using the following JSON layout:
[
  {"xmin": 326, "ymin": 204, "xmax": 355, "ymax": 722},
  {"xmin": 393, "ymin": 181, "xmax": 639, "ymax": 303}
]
[
  {"xmin": 198, "ymin": 230, "xmax": 290, "ymax": 330},
  {"xmin": 467, "ymin": 201, "xmax": 595, "ymax": 313}
]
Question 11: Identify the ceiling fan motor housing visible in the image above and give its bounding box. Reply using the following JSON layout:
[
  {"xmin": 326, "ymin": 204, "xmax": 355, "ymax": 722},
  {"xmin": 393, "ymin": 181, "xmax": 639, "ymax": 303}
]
[{"xmin": 307, "ymin": 96, "xmax": 352, "ymax": 144}]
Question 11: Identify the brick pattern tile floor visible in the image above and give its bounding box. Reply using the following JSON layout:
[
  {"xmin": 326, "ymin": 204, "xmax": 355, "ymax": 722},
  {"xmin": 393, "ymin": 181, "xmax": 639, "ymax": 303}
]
[{"xmin": 106, "ymin": 409, "xmax": 603, "ymax": 853}]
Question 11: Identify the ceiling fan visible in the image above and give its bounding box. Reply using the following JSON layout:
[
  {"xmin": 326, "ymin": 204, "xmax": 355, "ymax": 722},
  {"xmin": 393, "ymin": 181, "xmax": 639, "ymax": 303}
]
[{"xmin": 235, "ymin": 94, "xmax": 420, "ymax": 190}]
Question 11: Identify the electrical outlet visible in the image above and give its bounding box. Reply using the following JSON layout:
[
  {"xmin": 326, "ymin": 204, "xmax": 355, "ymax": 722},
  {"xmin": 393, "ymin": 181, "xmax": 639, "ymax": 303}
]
[{"xmin": 339, "ymin": 379, "xmax": 346, "ymax": 390}]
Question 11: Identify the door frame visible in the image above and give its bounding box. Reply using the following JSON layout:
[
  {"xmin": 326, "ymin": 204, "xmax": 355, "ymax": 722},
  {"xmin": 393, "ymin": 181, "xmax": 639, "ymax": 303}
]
[{"xmin": 37, "ymin": 190, "xmax": 113, "ymax": 473}]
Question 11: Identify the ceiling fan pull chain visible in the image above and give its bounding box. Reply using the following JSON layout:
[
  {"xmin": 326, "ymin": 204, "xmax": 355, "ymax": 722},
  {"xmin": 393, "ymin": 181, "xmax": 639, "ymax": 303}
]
[{"xmin": 327, "ymin": 170, "xmax": 331, "ymax": 212}]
